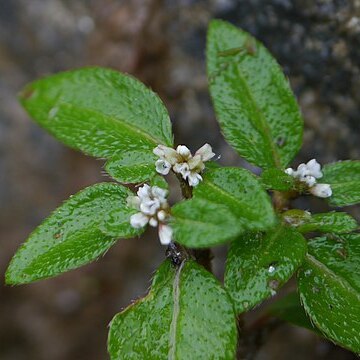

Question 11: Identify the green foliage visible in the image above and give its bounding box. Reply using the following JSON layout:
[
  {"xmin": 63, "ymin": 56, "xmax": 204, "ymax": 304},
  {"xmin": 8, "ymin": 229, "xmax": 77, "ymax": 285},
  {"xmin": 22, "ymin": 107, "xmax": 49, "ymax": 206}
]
[
  {"xmin": 207, "ymin": 20, "xmax": 303, "ymax": 169},
  {"xmin": 295, "ymin": 212, "xmax": 358, "ymax": 234},
  {"xmin": 322, "ymin": 161, "xmax": 360, "ymax": 206},
  {"xmin": 298, "ymin": 234, "xmax": 360, "ymax": 352},
  {"xmin": 19, "ymin": 67, "xmax": 173, "ymax": 159},
  {"xmin": 225, "ymin": 226, "xmax": 307, "ymax": 314},
  {"xmin": 108, "ymin": 260, "xmax": 237, "ymax": 360},
  {"xmin": 171, "ymin": 198, "xmax": 241, "ymax": 247},
  {"xmin": 261, "ymin": 168, "xmax": 296, "ymax": 191},
  {"xmin": 193, "ymin": 167, "xmax": 276, "ymax": 232},
  {"xmin": 8, "ymin": 19, "xmax": 360, "ymax": 357},
  {"xmin": 105, "ymin": 150, "xmax": 157, "ymax": 184},
  {"xmin": 6, "ymin": 183, "xmax": 140, "ymax": 285}
]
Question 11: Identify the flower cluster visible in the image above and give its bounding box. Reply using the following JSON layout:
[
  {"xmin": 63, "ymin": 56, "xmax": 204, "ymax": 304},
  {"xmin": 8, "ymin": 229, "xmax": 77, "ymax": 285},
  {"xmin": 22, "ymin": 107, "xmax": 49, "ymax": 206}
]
[
  {"xmin": 153, "ymin": 144, "xmax": 215, "ymax": 187},
  {"xmin": 128, "ymin": 184, "xmax": 173, "ymax": 245},
  {"xmin": 285, "ymin": 159, "xmax": 332, "ymax": 198}
]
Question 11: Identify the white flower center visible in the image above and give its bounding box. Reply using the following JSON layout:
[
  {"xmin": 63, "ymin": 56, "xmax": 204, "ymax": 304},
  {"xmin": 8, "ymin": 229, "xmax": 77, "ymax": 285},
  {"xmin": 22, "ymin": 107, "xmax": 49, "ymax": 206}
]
[{"xmin": 153, "ymin": 143, "xmax": 215, "ymax": 187}]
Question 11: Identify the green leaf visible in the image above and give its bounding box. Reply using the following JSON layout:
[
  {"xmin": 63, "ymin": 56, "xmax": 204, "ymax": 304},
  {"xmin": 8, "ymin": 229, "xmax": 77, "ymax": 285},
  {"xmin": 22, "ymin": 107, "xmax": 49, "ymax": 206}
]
[
  {"xmin": 322, "ymin": 161, "xmax": 360, "ymax": 206},
  {"xmin": 261, "ymin": 168, "xmax": 296, "ymax": 191},
  {"xmin": 267, "ymin": 292, "xmax": 319, "ymax": 333},
  {"xmin": 225, "ymin": 226, "xmax": 307, "ymax": 314},
  {"xmin": 19, "ymin": 67, "xmax": 173, "ymax": 159},
  {"xmin": 108, "ymin": 260, "xmax": 237, "ymax": 359},
  {"xmin": 194, "ymin": 167, "xmax": 276, "ymax": 232},
  {"xmin": 207, "ymin": 20, "xmax": 303, "ymax": 169},
  {"xmin": 105, "ymin": 150, "xmax": 157, "ymax": 184},
  {"xmin": 6, "ymin": 183, "xmax": 141, "ymax": 284},
  {"xmin": 298, "ymin": 234, "xmax": 360, "ymax": 352},
  {"xmin": 171, "ymin": 198, "xmax": 242, "ymax": 248},
  {"xmin": 295, "ymin": 212, "xmax": 358, "ymax": 234}
]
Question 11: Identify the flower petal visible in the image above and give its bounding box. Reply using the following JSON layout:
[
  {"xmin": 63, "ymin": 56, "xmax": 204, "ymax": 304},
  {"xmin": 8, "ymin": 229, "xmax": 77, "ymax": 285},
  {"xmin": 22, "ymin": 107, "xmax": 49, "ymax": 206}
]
[
  {"xmin": 130, "ymin": 212, "xmax": 149, "ymax": 228},
  {"xmin": 158, "ymin": 224, "xmax": 173, "ymax": 245},
  {"xmin": 176, "ymin": 145, "xmax": 191, "ymax": 158},
  {"xmin": 155, "ymin": 159, "xmax": 171, "ymax": 175},
  {"xmin": 309, "ymin": 183, "xmax": 332, "ymax": 198},
  {"xmin": 187, "ymin": 172, "xmax": 202, "ymax": 187},
  {"xmin": 195, "ymin": 143, "xmax": 215, "ymax": 162}
]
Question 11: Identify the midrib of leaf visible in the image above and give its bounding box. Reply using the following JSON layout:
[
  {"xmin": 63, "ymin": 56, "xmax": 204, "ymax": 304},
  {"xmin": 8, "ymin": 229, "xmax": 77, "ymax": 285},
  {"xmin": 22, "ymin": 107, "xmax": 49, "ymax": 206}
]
[
  {"xmin": 52, "ymin": 100, "xmax": 163, "ymax": 146},
  {"xmin": 232, "ymin": 64, "xmax": 281, "ymax": 168},
  {"xmin": 168, "ymin": 260, "xmax": 185, "ymax": 360},
  {"xmin": 305, "ymin": 254, "xmax": 360, "ymax": 300},
  {"xmin": 203, "ymin": 180, "xmax": 263, "ymax": 221}
]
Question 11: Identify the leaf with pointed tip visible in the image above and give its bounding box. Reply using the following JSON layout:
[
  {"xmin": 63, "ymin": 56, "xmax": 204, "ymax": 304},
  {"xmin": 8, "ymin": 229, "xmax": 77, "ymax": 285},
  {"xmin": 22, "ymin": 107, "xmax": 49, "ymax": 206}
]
[
  {"xmin": 261, "ymin": 168, "xmax": 296, "ymax": 191},
  {"xmin": 171, "ymin": 198, "xmax": 242, "ymax": 248},
  {"xmin": 296, "ymin": 212, "xmax": 358, "ymax": 234},
  {"xmin": 6, "ymin": 183, "xmax": 141, "ymax": 284},
  {"xmin": 108, "ymin": 260, "xmax": 237, "ymax": 359},
  {"xmin": 268, "ymin": 292, "xmax": 319, "ymax": 334},
  {"xmin": 194, "ymin": 167, "xmax": 276, "ymax": 231},
  {"xmin": 298, "ymin": 234, "xmax": 360, "ymax": 353},
  {"xmin": 19, "ymin": 67, "xmax": 173, "ymax": 160},
  {"xmin": 105, "ymin": 150, "xmax": 157, "ymax": 184},
  {"xmin": 225, "ymin": 226, "xmax": 307, "ymax": 314},
  {"xmin": 322, "ymin": 161, "xmax": 360, "ymax": 206},
  {"xmin": 207, "ymin": 20, "xmax": 303, "ymax": 169}
]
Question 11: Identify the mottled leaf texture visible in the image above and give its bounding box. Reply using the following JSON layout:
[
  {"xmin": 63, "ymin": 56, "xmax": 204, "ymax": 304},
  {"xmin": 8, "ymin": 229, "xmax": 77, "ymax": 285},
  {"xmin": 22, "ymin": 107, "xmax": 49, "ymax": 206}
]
[
  {"xmin": 105, "ymin": 150, "xmax": 157, "ymax": 184},
  {"xmin": 322, "ymin": 161, "xmax": 360, "ymax": 206},
  {"xmin": 171, "ymin": 198, "xmax": 242, "ymax": 248},
  {"xmin": 298, "ymin": 234, "xmax": 360, "ymax": 352},
  {"xmin": 225, "ymin": 226, "xmax": 307, "ymax": 314},
  {"xmin": 296, "ymin": 212, "xmax": 358, "ymax": 234},
  {"xmin": 261, "ymin": 168, "xmax": 296, "ymax": 191},
  {"xmin": 19, "ymin": 67, "xmax": 173, "ymax": 160},
  {"xmin": 6, "ymin": 183, "xmax": 140, "ymax": 284},
  {"xmin": 194, "ymin": 167, "xmax": 276, "ymax": 232},
  {"xmin": 207, "ymin": 20, "xmax": 303, "ymax": 169},
  {"xmin": 108, "ymin": 260, "xmax": 237, "ymax": 360},
  {"xmin": 268, "ymin": 292, "xmax": 319, "ymax": 334}
]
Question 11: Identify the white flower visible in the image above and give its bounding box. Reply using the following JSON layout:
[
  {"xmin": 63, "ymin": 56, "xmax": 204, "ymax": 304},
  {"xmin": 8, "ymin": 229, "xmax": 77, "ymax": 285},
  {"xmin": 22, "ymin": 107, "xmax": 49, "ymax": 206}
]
[
  {"xmin": 153, "ymin": 143, "xmax": 215, "ymax": 187},
  {"xmin": 128, "ymin": 184, "xmax": 173, "ymax": 245},
  {"xmin": 130, "ymin": 212, "xmax": 149, "ymax": 228},
  {"xmin": 285, "ymin": 159, "xmax": 332, "ymax": 198},
  {"xmin": 158, "ymin": 224, "xmax": 173, "ymax": 245},
  {"xmin": 309, "ymin": 183, "xmax": 332, "ymax": 198},
  {"xmin": 155, "ymin": 159, "xmax": 172, "ymax": 175}
]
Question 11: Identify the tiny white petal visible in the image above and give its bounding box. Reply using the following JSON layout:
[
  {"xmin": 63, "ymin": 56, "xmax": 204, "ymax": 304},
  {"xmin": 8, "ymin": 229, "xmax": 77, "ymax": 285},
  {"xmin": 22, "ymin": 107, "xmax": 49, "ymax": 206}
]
[
  {"xmin": 155, "ymin": 159, "xmax": 171, "ymax": 175},
  {"xmin": 188, "ymin": 155, "xmax": 204, "ymax": 171},
  {"xmin": 284, "ymin": 168, "xmax": 294, "ymax": 176},
  {"xmin": 303, "ymin": 175, "xmax": 317, "ymax": 187},
  {"xmin": 137, "ymin": 184, "xmax": 151, "ymax": 199},
  {"xmin": 140, "ymin": 198, "xmax": 161, "ymax": 216},
  {"xmin": 157, "ymin": 210, "xmax": 167, "ymax": 221},
  {"xmin": 158, "ymin": 224, "xmax": 173, "ymax": 245},
  {"xmin": 130, "ymin": 212, "xmax": 149, "ymax": 228},
  {"xmin": 195, "ymin": 143, "xmax": 215, "ymax": 162},
  {"xmin": 309, "ymin": 183, "xmax": 332, "ymax": 198},
  {"xmin": 306, "ymin": 159, "xmax": 323, "ymax": 178},
  {"xmin": 153, "ymin": 145, "xmax": 179, "ymax": 165},
  {"xmin": 126, "ymin": 195, "xmax": 141, "ymax": 210},
  {"xmin": 296, "ymin": 163, "xmax": 310, "ymax": 178},
  {"xmin": 187, "ymin": 172, "xmax": 202, "ymax": 187},
  {"xmin": 176, "ymin": 145, "xmax": 191, "ymax": 158},
  {"xmin": 173, "ymin": 162, "xmax": 190, "ymax": 178},
  {"xmin": 152, "ymin": 186, "xmax": 168, "ymax": 201},
  {"xmin": 149, "ymin": 217, "xmax": 158, "ymax": 227}
]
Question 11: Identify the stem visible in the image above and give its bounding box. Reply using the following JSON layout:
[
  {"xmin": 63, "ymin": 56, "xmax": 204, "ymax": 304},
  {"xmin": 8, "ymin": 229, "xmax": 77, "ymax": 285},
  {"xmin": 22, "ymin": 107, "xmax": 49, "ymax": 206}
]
[
  {"xmin": 272, "ymin": 190, "xmax": 291, "ymax": 212},
  {"xmin": 171, "ymin": 173, "xmax": 213, "ymax": 272}
]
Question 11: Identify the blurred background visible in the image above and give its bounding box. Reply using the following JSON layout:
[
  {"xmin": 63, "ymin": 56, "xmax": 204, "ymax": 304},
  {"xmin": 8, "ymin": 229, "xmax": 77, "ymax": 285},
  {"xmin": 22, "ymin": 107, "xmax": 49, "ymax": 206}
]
[{"xmin": 0, "ymin": 0, "xmax": 359, "ymax": 359}]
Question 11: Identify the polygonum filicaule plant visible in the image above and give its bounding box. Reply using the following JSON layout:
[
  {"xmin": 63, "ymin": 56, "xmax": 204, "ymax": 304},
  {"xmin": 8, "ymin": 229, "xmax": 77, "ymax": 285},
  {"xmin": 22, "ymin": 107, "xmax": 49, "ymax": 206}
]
[{"xmin": 6, "ymin": 20, "xmax": 360, "ymax": 358}]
